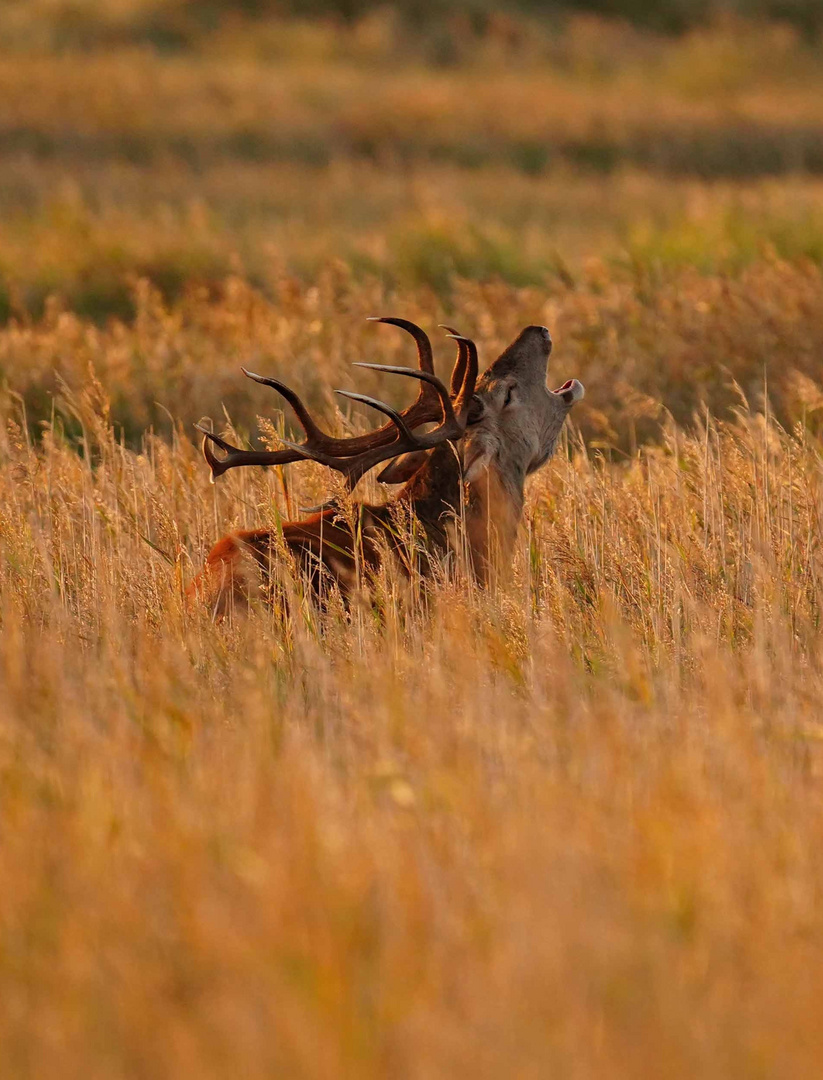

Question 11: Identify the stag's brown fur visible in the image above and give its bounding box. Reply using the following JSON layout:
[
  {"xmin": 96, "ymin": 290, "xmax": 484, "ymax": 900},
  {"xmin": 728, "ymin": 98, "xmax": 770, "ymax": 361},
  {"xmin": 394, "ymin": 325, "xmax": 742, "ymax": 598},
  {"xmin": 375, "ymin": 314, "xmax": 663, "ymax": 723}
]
[{"xmin": 188, "ymin": 441, "xmax": 463, "ymax": 616}]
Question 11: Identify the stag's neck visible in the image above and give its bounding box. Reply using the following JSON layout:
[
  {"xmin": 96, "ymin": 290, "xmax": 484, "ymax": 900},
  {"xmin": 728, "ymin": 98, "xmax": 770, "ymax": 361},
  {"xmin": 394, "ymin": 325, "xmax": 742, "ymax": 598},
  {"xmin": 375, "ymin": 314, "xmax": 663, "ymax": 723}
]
[
  {"xmin": 464, "ymin": 467, "xmax": 524, "ymax": 585},
  {"xmin": 398, "ymin": 442, "xmax": 464, "ymax": 545},
  {"xmin": 397, "ymin": 444, "xmax": 526, "ymax": 582}
]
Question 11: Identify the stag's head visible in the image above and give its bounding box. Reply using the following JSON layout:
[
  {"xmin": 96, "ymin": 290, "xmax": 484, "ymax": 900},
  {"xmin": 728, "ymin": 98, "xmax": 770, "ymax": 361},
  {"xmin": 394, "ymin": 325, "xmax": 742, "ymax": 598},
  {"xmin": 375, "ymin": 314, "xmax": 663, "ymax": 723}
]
[
  {"xmin": 462, "ymin": 325, "xmax": 584, "ymax": 494},
  {"xmin": 196, "ymin": 318, "xmax": 583, "ymax": 520}
]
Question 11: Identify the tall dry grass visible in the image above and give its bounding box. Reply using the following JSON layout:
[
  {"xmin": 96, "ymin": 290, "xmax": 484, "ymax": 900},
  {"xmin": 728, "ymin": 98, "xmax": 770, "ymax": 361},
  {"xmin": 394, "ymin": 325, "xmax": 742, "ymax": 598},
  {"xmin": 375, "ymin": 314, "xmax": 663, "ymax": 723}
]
[
  {"xmin": 3, "ymin": 8, "xmax": 823, "ymax": 1076},
  {"xmin": 3, "ymin": 284, "xmax": 823, "ymax": 1076}
]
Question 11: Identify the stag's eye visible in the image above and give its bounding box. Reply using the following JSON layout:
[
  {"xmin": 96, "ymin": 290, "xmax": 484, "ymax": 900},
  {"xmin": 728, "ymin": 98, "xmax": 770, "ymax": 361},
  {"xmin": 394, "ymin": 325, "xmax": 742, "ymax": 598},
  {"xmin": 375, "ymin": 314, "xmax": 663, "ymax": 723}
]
[
  {"xmin": 503, "ymin": 386, "xmax": 515, "ymax": 408},
  {"xmin": 466, "ymin": 396, "xmax": 484, "ymax": 425}
]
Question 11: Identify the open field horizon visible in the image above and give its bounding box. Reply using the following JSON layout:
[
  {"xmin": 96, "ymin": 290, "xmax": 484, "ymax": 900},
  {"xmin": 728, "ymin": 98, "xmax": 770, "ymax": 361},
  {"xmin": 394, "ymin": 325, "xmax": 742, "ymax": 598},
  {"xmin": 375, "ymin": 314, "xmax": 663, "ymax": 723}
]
[
  {"xmin": 2, "ymin": 7, "xmax": 823, "ymax": 1077},
  {"xmin": 3, "ymin": 11, "xmax": 823, "ymax": 321}
]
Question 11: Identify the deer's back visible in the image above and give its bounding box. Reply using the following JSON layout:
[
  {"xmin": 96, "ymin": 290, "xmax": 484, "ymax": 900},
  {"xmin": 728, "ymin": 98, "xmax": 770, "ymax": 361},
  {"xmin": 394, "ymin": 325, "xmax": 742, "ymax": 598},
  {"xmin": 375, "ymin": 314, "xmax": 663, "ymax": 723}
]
[{"xmin": 186, "ymin": 511, "xmax": 390, "ymax": 617}]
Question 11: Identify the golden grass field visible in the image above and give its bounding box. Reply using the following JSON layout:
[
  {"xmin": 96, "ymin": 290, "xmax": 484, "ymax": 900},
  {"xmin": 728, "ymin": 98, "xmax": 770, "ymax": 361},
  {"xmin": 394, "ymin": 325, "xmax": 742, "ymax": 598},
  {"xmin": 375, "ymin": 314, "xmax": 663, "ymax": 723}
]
[{"xmin": 3, "ymin": 7, "xmax": 823, "ymax": 1077}]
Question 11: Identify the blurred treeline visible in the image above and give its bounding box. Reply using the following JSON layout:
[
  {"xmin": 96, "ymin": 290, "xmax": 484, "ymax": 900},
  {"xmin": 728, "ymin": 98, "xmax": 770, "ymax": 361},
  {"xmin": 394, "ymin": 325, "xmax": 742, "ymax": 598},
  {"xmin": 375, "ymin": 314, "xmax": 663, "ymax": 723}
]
[
  {"xmin": 3, "ymin": 0, "xmax": 821, "ymax": 52},
  {"xmin": 213, "ymin": 0, "xmax": 823, "ymax": 36}
]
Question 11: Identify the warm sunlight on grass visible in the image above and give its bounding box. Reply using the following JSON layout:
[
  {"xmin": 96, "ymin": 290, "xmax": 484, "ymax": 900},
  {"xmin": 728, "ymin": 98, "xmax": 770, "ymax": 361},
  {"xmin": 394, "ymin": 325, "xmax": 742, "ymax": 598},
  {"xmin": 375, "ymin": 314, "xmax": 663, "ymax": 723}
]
[
  {"xmin": 2, "ymin": 5, "xmax": 823, "ymax": 1077},
  {"xmin": 4, "ymin": 273, "xmax": 823, "ymax": 1077}
]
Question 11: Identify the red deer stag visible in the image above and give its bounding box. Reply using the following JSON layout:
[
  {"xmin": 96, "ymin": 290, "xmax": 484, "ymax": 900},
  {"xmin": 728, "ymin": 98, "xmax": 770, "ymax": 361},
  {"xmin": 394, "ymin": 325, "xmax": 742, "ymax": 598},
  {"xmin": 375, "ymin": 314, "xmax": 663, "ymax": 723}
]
[{"xmin": 189, "ymin": 319, "xmax": 584, "ymax": 616}]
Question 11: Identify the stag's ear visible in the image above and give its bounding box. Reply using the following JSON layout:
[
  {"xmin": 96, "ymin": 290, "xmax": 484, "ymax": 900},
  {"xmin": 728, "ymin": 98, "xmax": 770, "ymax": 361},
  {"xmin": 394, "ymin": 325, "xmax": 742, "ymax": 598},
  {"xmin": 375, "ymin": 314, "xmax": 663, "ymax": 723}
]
[{"xmin": 377, "ymin": 449, "xmax": 431, "ymax": 484}]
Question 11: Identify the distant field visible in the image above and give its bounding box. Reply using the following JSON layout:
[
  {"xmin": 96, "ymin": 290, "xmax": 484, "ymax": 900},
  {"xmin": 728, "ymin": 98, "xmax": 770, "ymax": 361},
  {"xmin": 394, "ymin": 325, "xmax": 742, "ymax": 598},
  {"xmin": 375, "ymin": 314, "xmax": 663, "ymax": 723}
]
[
  {"xmin": 2, "ymin": 9, "xmax": 823, "ymax": 1079},
  {"xmin": 1, "ymin": 13, "xmax": 823, "ymax": 321}
]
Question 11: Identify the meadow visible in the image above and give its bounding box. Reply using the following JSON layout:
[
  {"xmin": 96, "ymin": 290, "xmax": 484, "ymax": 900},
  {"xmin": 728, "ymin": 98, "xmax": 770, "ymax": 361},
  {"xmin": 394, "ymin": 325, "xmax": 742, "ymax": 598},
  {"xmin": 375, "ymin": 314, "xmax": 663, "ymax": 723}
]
[{"xmin": 2, "ymin": 7, "xmax": 823, "ymax": 1078}]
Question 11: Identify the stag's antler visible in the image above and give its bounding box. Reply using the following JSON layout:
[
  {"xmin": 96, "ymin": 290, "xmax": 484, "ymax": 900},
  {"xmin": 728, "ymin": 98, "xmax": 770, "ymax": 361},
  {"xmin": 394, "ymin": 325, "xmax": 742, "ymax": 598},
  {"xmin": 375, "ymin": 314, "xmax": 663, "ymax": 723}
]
[{"xmin": 196, "ymin": 319, "xmax": 477, "ymax": 492}]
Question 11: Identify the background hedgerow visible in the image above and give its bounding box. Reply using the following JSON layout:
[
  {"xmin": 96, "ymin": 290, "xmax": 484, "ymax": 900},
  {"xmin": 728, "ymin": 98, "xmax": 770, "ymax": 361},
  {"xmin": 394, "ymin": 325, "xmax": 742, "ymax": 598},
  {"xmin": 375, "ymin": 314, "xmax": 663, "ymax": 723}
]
[{"xmin": 2, "ymin": 5, "xmax": 823, "ymax": 1078}]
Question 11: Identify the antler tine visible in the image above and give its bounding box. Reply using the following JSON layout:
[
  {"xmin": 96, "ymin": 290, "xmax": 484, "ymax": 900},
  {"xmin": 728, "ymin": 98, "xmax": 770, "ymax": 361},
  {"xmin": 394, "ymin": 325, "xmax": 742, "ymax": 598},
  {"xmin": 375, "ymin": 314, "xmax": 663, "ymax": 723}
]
[
  {"xmin": 241, "ymin": 368, "xmax": 326, "ymax": 441},
  {"xmin": 198, "ymin": 426, "xmax": 229, "ymax": 482},
  {"xmin": 334, "ymin": 386, "xmax": 467, "ymax": 490},
  {"xmin": 195, "ymin": 424, "xmax": 304, "ymax": 483},
  {"xmin": 366, "ymin": 317, "xmax": 434, "ymax": 374},
  {"xmin": 334, "ymin": 389, "xmax": 416, "ymax": 442},
  {"xmin": 351, "ymin": 364, "xmax": 457, "ymax": 428},
  {"xmin": 439, "ymin": 324, "xmax": 468, "ymax": 397},
  {"xmin": 445, "ymin": 335, "xmax": 479, "ymax": 421},
  {"xmin": 366, "ymin": 316, "xmax": 444, "ymax": 423}
]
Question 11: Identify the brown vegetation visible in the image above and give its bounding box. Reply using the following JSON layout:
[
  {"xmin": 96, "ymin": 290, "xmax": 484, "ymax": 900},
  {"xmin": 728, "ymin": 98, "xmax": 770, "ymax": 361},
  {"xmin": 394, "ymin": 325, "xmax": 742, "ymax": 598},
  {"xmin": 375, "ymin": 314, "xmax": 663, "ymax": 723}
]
[{"xmin": 2, "ymin": 8, "xmax": 823, "ymax": 1077}]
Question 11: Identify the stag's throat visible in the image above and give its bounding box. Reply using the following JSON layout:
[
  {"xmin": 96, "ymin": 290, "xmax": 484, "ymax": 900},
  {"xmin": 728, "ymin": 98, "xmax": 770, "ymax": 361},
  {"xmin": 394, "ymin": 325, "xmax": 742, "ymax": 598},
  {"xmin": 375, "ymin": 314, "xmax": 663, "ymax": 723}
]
[{"xmin": 465, "ymin": 465, "xmax": 524, "ymax": 585}]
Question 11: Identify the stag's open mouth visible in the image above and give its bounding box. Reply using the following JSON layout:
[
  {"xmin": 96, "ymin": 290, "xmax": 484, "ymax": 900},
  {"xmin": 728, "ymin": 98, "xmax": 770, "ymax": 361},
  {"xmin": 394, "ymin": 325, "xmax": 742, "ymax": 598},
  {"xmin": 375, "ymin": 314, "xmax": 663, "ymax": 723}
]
[{"xmin": 552, "ymin": 378, "xmax": 585, "ymax": 404}]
